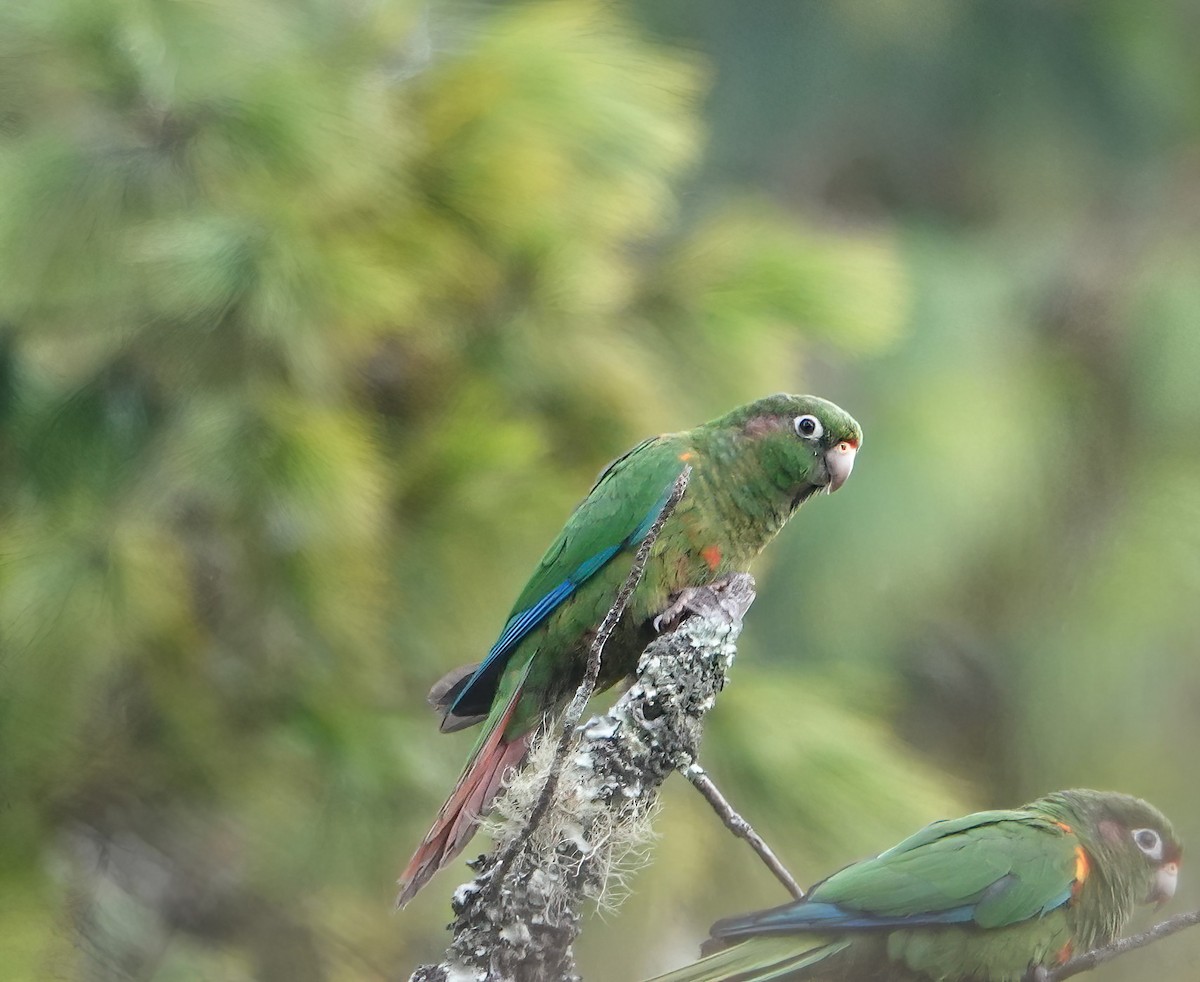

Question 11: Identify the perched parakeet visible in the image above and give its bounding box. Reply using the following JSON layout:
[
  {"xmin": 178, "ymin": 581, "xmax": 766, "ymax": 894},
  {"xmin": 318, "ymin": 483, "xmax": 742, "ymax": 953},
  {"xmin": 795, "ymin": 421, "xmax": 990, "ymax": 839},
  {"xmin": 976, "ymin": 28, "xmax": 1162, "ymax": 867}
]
[
  {"xmin": 397, "ymin": 394, "xmax": 862, "ymax": 906},
  {"xmin": 646, "ymin": 789, "xmax": 1181, "ymax": 982}
]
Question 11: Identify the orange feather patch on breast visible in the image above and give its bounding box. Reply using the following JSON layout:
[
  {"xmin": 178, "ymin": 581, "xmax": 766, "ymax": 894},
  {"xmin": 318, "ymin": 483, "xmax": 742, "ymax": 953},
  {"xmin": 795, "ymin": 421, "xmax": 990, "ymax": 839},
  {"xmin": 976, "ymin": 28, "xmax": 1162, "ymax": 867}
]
[
  {"xmin": 701, "ymin": 545, "xmax": 722, "ymax": 571},
  {"xmin": 1072, "ymin": 846, "xmax": 1091, "ymax": 898},
  {"xmin": 1056, "ymin": 942, "xmax": 1074, "ymax": 965}
]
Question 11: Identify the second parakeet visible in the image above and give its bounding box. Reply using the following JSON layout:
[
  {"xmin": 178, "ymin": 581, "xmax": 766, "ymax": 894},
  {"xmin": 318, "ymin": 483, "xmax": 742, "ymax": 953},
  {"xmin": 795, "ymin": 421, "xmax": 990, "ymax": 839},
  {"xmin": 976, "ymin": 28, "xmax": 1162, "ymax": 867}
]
[
  {"xmin": 645, "ymin": 789, "xmax": 1181, "ymax": 982},
  {"xmin": 398, "ymin": 394, "xmax": 863, "ymax": 906}
]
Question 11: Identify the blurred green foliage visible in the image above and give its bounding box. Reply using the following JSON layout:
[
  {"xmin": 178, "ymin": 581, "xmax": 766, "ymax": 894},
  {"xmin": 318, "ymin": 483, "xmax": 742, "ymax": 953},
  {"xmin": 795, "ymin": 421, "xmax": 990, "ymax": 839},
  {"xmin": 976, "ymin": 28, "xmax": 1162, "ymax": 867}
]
[{"xmin": 0, "ymin": 1, "xmax": 1197, "ymax": 980}]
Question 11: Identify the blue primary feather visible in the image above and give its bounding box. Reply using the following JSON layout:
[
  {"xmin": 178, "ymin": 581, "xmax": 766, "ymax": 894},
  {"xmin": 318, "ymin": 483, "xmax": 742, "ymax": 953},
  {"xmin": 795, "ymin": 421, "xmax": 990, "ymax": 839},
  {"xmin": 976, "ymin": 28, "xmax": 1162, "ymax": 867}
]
[
  {"xmin": 714, "ymin": 901, "xmax": 980, "ymax": 939},
  {"xmin": 572, "ymin": 543, "xmax": 623, "ymax": 582},
  {"xmin": 629, "ymin": 483, "xmax": 677, "ymax": 543},
  {"xmin": 448, "ymin": 487, "xmax": 672, "ymax": 718},
  {"xmin": 447, "ymin": 580, "xmax": 576, "ymax": 718},
  {"xmin": 713, "ymin": 883, "xmax": 1074, "ymax": 942},
  {"xmin": 1041, "ymin": 888, "xmax": 1072, "ymax": 916}
]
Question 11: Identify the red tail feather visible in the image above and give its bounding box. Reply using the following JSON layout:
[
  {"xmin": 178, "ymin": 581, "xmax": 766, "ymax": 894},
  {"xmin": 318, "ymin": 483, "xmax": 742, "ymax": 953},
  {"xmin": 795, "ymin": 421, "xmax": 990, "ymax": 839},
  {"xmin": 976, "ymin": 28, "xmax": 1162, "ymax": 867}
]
[{"xmin": 396, "ymin": 695, "xmax": 531, "ymax": 907}]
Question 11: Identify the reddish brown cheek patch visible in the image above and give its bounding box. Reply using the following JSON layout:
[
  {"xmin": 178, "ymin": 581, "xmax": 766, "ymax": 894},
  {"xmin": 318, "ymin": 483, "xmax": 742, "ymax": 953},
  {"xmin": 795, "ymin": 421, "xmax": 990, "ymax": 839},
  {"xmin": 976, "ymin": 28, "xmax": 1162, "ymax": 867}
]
[
  {"xmin": 701, "ymin": 545, "xmax": 722, "ymax": 571},
  {"xmin": 742, "ymin": 415, "xmax": 787, "ymax": 439}
]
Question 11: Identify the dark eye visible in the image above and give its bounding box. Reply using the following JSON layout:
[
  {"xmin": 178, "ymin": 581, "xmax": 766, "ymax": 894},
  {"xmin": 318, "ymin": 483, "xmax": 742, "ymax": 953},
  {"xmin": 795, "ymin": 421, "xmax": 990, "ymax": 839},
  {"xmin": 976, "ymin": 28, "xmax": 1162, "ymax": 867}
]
[
  {"xmin": 1132, "ymin": 828, "xmax": 1163, "ymax": 859},
  {"xmin": 793, "ymin": 415, "xmax": 823, "ymax": 440}
]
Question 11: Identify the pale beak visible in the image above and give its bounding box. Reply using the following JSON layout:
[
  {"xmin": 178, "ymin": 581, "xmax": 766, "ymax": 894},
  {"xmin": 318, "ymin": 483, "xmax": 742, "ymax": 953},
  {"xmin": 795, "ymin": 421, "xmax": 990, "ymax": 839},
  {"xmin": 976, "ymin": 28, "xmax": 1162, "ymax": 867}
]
[
  {"xmin": 823, "ymin": 440, "xmax": 858, "ymax": 493},
  {"xmin": 1150, "ymin": 862, "xmax": 1179, "ymax": 906}
]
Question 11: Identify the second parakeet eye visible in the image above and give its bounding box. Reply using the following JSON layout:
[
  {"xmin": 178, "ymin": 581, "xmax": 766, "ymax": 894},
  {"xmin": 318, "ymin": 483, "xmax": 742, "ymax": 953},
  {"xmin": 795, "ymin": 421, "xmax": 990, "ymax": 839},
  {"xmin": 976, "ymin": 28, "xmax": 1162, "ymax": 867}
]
[
  {"xmin": 1133, "ymin": 828, "xmax": 1164, "ymax": 859},
  {"xmin": 793, "ymin": 415, "xmax": 823, "ymax": 440}
]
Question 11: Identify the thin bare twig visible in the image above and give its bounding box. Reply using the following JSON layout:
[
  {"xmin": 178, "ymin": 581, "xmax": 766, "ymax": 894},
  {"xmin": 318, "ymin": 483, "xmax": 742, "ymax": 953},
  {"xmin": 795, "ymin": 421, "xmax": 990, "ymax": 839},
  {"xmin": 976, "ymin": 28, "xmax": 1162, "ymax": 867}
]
[
  {"xmin": 487, "ymin": 467, "xmax": 692, "ymax": 896},
  {"xmin": 1024, "ymin": 909, "xmax": 1200, "ymax": 981},
  {"xmin": 682, "ymin": 762, "xmax": 805, "ymax": 900}
]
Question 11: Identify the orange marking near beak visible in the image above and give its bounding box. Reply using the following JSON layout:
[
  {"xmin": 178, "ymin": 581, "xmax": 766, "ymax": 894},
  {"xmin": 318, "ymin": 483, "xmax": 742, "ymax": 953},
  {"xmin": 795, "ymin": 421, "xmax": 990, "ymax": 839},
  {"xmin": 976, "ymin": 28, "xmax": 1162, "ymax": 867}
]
[
  {"xmin": 1072, "ymin": 846, "xmax": 1090, "ymax": 897},
  {"xmin": 701, "ymin": 545, "xmax": 722, "ymax": 572}
]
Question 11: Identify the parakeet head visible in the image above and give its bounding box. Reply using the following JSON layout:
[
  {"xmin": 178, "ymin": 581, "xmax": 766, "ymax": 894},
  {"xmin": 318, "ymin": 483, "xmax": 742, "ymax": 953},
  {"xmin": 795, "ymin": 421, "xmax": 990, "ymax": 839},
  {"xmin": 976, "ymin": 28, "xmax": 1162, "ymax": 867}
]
[
  {"xmin": 709, "ymin": 393, "xmax": 862, "ymax": 501},
  {"xmin": 1036, "ymin": 789, "xmax": 1182, "ymax": 907}
]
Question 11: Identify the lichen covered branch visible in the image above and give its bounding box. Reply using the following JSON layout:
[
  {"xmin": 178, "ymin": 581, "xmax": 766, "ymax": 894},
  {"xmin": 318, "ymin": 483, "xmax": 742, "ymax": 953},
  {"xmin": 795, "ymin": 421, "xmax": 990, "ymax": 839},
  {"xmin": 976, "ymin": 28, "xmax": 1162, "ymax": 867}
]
[
  {"xmin": 409, "ymin": 572, "xmax": 756, "ymax": 982},
  {"xmin": 487, "ymin": 467, "xmax": 691, "ymax": 897}
]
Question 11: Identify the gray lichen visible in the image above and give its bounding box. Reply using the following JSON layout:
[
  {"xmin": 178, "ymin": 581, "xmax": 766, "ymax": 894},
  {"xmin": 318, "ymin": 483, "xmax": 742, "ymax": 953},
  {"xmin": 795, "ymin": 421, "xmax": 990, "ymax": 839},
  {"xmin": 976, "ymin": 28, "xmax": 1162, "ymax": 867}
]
[{"xmin": 409, "ymin": 573, "xmax": 756, "ymax": 982}]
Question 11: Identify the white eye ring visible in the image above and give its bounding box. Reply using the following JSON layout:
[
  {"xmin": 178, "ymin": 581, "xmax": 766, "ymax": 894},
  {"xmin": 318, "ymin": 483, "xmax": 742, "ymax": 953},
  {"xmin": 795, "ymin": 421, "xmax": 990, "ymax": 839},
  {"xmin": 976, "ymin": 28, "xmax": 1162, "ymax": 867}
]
[
  {"xmin": 1132, "ymin": 828, "xmax": 1163, "ymax": 860},
  {"xmin": 793, "ymin": 415, "xmax": 823, "ymax": 440}
]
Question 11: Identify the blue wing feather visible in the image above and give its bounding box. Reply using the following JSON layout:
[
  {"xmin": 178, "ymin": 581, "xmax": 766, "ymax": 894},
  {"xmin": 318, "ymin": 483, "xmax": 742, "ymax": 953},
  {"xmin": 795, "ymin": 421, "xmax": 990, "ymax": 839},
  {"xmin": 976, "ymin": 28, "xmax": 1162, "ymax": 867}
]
[
  {"xmin": 713, "ymin": 900, "xmax": 981, "ymax": 939},
  {"xmin": 571, "ymin": 543, "xmax": 623, "ymax": 583},
  {"xmin": 1041, "ymin": 888, "xmax": 1072, "ymax": 915},
  {"xmin": 713, "ymin": 890, "xmax": 1073, "ymax": 939},
  {"xmin": 447, "ymin": 479, "xmax": 677, "ymax": 718},
  {"xmin": 629, "ymin": 482, "xmax": 677, "ymax": 543}
]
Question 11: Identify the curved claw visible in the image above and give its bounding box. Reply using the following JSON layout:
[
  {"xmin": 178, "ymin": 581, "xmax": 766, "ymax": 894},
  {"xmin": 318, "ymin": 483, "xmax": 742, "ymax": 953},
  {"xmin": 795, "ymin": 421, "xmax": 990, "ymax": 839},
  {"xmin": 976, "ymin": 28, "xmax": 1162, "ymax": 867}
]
[{"xmin": 652, "ymin": 586, "xmax": 710, "ymax": 633}]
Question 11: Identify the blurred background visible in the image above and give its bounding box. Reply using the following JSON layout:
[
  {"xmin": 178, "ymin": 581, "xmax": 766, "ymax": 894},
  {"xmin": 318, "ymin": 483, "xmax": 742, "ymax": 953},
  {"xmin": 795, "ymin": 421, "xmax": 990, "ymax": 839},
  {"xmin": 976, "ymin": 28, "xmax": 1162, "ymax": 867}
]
[{"xmin": 1, "ymin": 0, "xmax": 1198, "ymax": 979}]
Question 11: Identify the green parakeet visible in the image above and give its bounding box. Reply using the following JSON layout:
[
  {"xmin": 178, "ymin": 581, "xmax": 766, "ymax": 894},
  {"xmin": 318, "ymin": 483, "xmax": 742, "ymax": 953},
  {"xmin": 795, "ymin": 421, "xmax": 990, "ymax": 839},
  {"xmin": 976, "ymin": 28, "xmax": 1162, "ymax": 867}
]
[
  {"xmin": 398, "ymin": 394, "xmax": 863, "ymax": 906},
  {"xmin": 645, "ymin": 789, "xmax": 1181, "ymax": 982}
]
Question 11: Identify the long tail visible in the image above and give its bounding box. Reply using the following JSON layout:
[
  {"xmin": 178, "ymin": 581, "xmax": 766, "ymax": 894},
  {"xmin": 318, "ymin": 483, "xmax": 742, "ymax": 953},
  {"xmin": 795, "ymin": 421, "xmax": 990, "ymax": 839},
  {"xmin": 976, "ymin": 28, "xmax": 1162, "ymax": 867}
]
[
  {"xmin": 396, "ymin": 685, "xmax": 531, "ymax": 907},
  {"xmin": 644, "ymin": 937, "xmax": 849, "ymax": 982}
]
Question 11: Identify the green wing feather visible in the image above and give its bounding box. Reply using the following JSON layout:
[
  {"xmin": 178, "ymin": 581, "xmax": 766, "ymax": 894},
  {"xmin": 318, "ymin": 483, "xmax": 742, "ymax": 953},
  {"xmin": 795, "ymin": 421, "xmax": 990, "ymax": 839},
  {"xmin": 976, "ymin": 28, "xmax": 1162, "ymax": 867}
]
[
  {"xmin": 446, "ymin": 434, "xmax": 688, "ymax": 726},
  {"xmin": 810, "ymin": 810, "xmax": 1078, "ymax": 929},
  {"xmin": 510, "ymin": 435, "xmax": 685, "ymax": 614}
]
